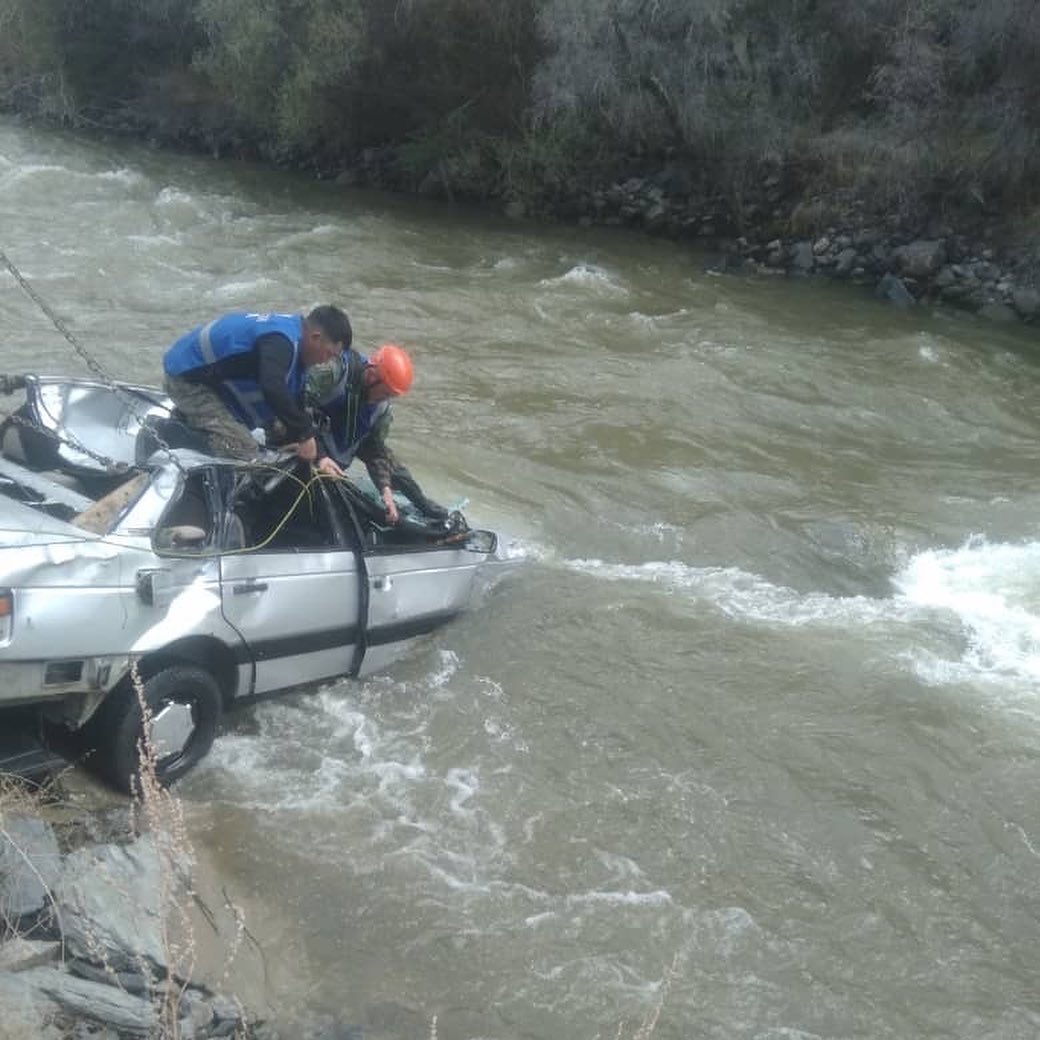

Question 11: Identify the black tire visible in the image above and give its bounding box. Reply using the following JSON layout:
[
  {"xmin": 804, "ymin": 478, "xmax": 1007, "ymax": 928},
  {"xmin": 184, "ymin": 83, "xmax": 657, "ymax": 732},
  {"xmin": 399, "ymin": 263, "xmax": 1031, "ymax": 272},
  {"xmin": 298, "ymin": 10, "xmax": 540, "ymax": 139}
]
[{"xmin": 85, "ymin": 665, "xmax": 222, "ymax": 794}]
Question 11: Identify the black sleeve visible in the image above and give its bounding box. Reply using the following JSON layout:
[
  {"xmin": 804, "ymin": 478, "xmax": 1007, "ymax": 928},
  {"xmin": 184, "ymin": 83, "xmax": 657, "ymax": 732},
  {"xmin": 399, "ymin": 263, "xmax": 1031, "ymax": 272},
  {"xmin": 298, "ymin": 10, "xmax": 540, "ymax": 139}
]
[{"xmin": 255, "ymin": 333, "xmax": 314, "ymax": 441}]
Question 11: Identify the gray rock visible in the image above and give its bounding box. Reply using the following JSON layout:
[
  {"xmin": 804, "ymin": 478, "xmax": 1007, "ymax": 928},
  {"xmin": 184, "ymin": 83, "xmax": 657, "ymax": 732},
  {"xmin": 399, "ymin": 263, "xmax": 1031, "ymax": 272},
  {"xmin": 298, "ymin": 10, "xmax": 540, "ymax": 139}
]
[
  {"xmin": 67, "ymin": 957, "xmax": 153, "ymax": 995},
  {"xmin": 932, "ymin": 265, "xmax": 958, "ymax": 289},
  {"xmin": 834, "ymin": 248, "xmax": 858, "ymax": 274},
  {"xmin": 871, "ymin": 242, "xmax": 892, "ymax": 266},
  {"xmin": 791, "ymin": 241, "xmax": 815, "ymax": 271},
  {"xmin": 211, "ymin": 993, "xmax": 244, "ymax": 1023},
  {"xmin": 71, "ymin": 1022, "xmax": 120, "ymax": 1040},
  {"xmin": 179, "ymin": 986, "xmax": 215, "ymax": 1031},
  {"xmin": 643, "ymin": 202, "xmax": 669, "ymax": 230},
  {"xmin": 875, "ymin": 272, "xmax": 916, "ymax": 308},
  {"xmin": 0, "ymin": 937, "xmax": 61, "ymax": 971},
  {"xmin": 8, "ymin": 966, "xmax": 157, "ymax": 1034},
  {"xmin": 940, "ymin": 282, "xmax": 974, "ymax": 302},
  {"xmin": 0, "ymin": 970, "xmax": 53, "ymax": 1038},
  {"xmin": 853, "ymin": 228, "xmax": 882, "ymax": 248},
  {"xmin": 58, "ymin": 839, "xmax": 164, "ymax": 971},
  {"xmin": 893, "ymin": 239, "xmax": 946, "ymax": 278},
  {"xmin": 972, "ymin": 260, "xmax": 1001, "ymax": 281},
  {"xmin": 1012, "ymin": 287, "xmax": 1040, "ymax": 318},
  {"xmin": 0, "ymin": 816, "xmax": 61, "ymax": 924}
]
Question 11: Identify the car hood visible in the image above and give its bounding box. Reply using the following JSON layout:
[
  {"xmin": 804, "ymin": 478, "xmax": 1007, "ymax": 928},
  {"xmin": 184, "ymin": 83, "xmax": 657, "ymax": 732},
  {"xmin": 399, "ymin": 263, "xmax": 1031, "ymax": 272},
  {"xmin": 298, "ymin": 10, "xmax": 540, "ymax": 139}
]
[
  {"xmin": 0, "ymin": 494, "xmax": 101, "ymax": 547},
  {"xmin": 0, "ymin": 495, "xmax": 155, "ymax": 589}
]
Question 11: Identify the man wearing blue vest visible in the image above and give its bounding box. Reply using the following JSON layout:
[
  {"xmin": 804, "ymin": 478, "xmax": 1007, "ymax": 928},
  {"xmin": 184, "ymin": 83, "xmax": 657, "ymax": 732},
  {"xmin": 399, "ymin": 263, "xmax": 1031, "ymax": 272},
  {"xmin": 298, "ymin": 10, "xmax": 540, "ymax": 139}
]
[{"xmin": 162, "ymin": 305, "xmax": 352, "ymax": 463}]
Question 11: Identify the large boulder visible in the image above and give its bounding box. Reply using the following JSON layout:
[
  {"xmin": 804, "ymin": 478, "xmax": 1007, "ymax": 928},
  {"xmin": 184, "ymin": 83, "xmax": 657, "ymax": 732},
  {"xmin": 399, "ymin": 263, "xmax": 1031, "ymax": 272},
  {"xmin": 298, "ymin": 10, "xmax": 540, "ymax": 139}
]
[
  {"xmin": 57, "ymin": 840, "xmax": 165, "ymax": 971},
  {"xmin": 893, "ymin": 239, "xmax": 947, "ymax": 279}
]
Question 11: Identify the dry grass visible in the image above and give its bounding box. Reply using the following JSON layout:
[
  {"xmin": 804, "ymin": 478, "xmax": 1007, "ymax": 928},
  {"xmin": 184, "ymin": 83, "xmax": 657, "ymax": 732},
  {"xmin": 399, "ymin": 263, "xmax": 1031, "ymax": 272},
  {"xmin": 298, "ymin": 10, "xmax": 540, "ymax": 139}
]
[
  {"xmin": 0, "ymin": 770, "xmax": 65, "ymax": 948},
  {"xmin": 0, "ymin": 667, "xmax": 251, "ymax": 1039},
  {"xmin": 127, "ymin": 661, "xmax": 249, "ymax": 1039}
]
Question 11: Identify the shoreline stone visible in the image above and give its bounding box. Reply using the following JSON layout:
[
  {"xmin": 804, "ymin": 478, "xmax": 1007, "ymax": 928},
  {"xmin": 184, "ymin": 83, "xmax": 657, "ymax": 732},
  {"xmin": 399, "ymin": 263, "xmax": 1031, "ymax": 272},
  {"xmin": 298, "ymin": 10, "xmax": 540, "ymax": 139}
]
[{"xmin": 1, "ymin": 805, "xmax": 269, "ymax": 1040}]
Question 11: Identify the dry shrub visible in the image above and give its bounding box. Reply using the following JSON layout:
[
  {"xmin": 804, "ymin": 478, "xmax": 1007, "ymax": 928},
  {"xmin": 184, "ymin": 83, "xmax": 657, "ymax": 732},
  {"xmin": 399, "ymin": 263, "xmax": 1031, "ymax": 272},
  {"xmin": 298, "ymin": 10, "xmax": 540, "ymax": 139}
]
[
  {"xmin": 0, "ymin": 668, "xmax": 249, "ymax": 1039},
  {"xmin": 127, "ymin": 660, "xmax": 247, "ymax": 1039}
]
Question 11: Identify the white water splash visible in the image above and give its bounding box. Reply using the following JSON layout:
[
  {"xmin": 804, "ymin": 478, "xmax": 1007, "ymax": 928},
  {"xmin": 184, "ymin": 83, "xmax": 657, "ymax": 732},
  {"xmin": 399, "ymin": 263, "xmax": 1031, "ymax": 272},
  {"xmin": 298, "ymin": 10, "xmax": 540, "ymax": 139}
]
[
  {"xmin": 893, "ymin": 535, "xmax": 1040, "ymax": 683},
  {"xmin": 208, "ymin": 277, "xmax": 277, "ymax": 300},
  {"xmin": 538, "ymin": 262, "xmax": 626, "ymax": 294},
  {"xmin": 563, "ymin": 557, "xmax": 902, "ymax": 629},
  {"xmin": 566, "ymin": 540, "xmax": 1040, "ymax": 696}
]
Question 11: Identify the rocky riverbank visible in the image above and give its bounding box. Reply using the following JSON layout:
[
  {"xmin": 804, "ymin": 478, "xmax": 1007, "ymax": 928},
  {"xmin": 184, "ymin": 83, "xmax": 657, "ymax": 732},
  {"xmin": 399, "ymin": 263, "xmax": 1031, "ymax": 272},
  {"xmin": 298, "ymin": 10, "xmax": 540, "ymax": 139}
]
[
  {"xmin": 370, "ymin": 153, "xmax": 1040, "ymax": 328},
  {"xmin": 0, "ymin": 776, "xmax": 270, "ymax": 1040},
  {"xmin": 6, "ymin": 94, "xmax": 1040, "ymax": 331},
  {"xmin": 558, "ymin": 172, "xmax": 1040, "ymax": 325}
]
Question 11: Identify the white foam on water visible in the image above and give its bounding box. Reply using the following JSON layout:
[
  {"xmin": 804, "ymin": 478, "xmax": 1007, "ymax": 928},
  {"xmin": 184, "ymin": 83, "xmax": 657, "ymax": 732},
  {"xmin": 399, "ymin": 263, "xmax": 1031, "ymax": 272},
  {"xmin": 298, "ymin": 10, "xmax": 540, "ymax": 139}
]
[
  {"xmin": 155, "ymin": 186, "xmax": 197, "ymax": 206},
  {"xmin": 196, "ymin": 657, "xmax": 511, "ymax": 864},
  {"xmin": 593, "ymin": 849, "xmax": 648, "ymax": 884},
  {"xmin": 565, "ymin": 888, "xmax": 673, "ymax": 908},
  {"xmin": 564, "ymin": 537, "xmax": 1040, "ymax": 705},
  {"xmin": 207, "ymin": 277, "xmax": 277, "ymax": 300},
  {"xmin": 893, "ymin": 535, "xmax": 1040, "ymax": 687},
  {"xmin": 428, "ymin": 648, "xmax": 460, "ymax": 688},
  {"xmin": 1, "ymin": 163, "xmax": 71, "ymax": 184},
  {"xmin": 563, "ymin": 557, "xmax": 904, "ymax": 629},
  {"xmin": 538, "ymin": 262, "xmax": 626, "ymax": 294},
  {"xmin": 96, "ymin": 167, "xmax": 146, "ymax": 187},
  {"xmin": 495, "ymin": 534, "xmax": 548, "ymax": 562},
  {"xmin": 126, "ymin": 233, "xmax": 181, "ymax": 248},
  {"xmin": 270, "ymin": 224, "xmax": 342, "ymax": 250}
]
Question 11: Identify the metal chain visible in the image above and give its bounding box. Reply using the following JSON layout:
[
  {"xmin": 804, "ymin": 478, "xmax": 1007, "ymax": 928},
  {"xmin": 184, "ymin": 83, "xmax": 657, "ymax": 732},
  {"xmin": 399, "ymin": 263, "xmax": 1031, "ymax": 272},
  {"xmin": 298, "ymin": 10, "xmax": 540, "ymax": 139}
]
[
  {"xmin": 0, "ymin": 247, "xmax": 187, "ymax": 475},
  {"xmin": 2, "ymin": 409, "xmax": 127, "ymax": 473},
  {"xmin": 1, "ymin": 248, "xmax": 115, "ymax": 385}
]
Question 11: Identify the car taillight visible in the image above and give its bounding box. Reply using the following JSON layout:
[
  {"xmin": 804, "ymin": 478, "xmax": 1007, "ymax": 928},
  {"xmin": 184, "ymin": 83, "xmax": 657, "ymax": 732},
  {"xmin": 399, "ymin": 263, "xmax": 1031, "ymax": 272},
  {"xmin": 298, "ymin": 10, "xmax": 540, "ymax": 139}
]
[{"xmin": 0, "ymin": 590, "xmax": 11, "ymax": 643}]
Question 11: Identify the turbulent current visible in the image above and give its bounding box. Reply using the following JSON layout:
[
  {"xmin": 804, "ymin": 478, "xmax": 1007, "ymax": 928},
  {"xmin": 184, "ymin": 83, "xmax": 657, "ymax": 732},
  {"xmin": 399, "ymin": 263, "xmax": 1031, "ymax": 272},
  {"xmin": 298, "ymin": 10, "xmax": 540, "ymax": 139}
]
[{"xmin": 3, "ymin": 121, "xmax": 1040, "ymax": 1039}]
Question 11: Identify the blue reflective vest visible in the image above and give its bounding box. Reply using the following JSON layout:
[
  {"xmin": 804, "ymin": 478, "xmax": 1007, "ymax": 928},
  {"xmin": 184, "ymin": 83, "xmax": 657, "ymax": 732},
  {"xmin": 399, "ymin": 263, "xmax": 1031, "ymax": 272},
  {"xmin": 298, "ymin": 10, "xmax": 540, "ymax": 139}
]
[
  {"xmin": 163, "ymin": 312, "xmax": 305, "ymax": 428},
  {"xmin": 308, "ymin": 351, "xmax": 390, "ymax": 465}
]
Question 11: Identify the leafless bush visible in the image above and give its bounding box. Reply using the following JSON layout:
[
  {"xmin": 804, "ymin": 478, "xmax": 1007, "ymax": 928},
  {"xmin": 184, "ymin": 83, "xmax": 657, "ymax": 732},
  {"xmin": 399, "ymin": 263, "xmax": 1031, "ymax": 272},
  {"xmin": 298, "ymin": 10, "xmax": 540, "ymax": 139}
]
[{"xmin": 533, "ymin": 0, "xmax": 822, "ymax": 164}]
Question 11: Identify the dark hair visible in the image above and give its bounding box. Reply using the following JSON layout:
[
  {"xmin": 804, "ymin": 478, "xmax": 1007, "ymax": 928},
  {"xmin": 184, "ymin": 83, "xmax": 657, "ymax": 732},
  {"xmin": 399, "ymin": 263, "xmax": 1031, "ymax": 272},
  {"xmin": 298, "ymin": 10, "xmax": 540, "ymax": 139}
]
[{"xmin": 307, "ymin": 304, "xmax": 352, "ymax": 349}]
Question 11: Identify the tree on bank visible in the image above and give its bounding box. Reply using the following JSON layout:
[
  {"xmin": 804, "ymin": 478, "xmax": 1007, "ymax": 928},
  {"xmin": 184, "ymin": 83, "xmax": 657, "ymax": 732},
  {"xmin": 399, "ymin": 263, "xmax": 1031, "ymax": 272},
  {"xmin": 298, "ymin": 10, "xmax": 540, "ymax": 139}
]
[{"xmin": 0, "ymin": 0, "xmax": 1038, "ymax": 225}]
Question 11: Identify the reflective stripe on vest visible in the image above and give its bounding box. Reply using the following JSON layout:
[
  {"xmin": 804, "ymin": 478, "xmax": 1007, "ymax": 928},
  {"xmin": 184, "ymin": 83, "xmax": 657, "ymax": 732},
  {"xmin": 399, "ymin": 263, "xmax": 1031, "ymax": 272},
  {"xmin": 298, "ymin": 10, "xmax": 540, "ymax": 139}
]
[{"xmin": 197, "ymin": 318, "xmax": 219, "ymax": 365}]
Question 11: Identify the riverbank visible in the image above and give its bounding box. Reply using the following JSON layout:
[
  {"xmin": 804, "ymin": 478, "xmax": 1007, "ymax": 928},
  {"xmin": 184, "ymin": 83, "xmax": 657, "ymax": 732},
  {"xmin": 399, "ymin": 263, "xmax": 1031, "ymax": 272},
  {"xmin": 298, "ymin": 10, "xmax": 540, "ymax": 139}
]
[
  {"xmin": 9, "ymin": 99, "xmax": 1038, "ymax": 331},
  {"xmin": 337, "ymin": 146, "xmax": 1040, "ymax": 328},
  {"xmin": 0, "ymin": 770, "xmax": 275, "ymax": 1039}
]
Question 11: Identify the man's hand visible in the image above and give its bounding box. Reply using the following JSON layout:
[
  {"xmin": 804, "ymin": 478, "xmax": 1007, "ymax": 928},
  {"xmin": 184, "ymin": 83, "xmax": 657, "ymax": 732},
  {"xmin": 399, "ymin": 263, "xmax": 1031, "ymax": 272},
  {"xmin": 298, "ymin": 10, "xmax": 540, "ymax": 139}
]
[
  {"xmin": 316, "ymin": 456, "xmax": 344, "ymax": 478},
  {"xmin": 294, "ymin": 436, "xmax": 319, "ymax": 461},
  {"xmin": 381, "ymin": 486, "xmax": 400, "ymax": 524}
]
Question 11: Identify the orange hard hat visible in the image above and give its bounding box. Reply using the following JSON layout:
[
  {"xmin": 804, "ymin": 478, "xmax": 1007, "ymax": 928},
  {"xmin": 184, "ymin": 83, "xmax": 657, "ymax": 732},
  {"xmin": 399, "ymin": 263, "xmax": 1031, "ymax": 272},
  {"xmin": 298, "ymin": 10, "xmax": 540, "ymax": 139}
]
[{"xmin": 370, "ymin": 342, "xmax": 414, "ymax": 395}]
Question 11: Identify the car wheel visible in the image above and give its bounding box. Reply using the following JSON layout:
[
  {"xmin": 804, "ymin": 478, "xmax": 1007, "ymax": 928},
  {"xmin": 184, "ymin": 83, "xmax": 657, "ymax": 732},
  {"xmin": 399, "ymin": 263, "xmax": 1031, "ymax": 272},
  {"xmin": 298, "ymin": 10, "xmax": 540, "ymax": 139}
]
[{"xmin": 87, "ymin": 665, "xmax": 222, "ymax": 794}]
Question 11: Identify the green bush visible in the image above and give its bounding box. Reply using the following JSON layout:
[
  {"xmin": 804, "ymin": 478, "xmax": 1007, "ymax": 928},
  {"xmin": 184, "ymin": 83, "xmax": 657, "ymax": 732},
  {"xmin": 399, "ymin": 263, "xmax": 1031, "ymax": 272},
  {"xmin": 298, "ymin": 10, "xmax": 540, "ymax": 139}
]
[{"xmin": 2, "ymin": 0, "xmax": 1040, "ymax": 219}]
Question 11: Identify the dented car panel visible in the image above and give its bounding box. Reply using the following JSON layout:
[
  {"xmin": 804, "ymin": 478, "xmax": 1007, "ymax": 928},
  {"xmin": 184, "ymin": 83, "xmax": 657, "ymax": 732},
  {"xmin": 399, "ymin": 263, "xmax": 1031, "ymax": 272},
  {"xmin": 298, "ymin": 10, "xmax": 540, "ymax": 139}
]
[{"xmin": 0, "ymin": 373, "xmax": 500, "ymax": 789}]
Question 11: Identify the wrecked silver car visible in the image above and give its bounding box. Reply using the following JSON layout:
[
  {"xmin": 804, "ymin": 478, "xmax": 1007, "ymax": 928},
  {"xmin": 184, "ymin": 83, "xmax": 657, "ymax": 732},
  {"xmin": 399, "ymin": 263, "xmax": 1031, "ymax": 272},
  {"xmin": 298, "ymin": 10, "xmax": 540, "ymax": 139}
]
[{"xmin": 0, "ymin": 374, "xmax": 498, "ymax": 791}]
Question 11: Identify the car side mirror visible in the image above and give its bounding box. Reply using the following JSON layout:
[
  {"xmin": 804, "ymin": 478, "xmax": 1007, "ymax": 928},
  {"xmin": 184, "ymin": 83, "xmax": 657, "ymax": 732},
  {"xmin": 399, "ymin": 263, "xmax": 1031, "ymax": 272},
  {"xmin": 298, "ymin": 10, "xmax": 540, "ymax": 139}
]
[{"xmin": 154, "ymin": 524, "xmax": 207, "ymax": 551}]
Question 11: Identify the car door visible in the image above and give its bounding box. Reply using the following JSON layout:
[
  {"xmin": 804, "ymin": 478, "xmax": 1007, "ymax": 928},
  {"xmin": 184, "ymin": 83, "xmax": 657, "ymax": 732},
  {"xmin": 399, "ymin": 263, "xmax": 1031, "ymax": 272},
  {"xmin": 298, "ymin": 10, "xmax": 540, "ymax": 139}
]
[
  {"xmin": 218, "ymin": 467, "xmax": 362, "ymax": 696},
  {"xmin": 324, "ymin": 481, "xmax": 480, "ymax": 676}
]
